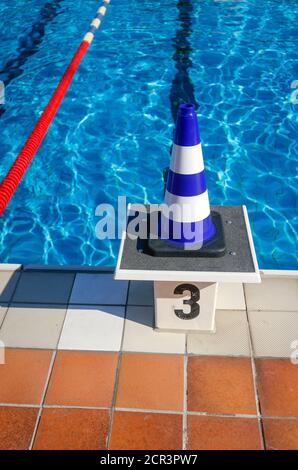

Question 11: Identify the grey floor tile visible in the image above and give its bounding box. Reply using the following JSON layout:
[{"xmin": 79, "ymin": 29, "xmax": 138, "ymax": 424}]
[
  {"xmin": 69, "ymin": 273, "xmax": 128, "ymax": 305},
  {"xmin": 0, "ymin": 304, "xmax": 67, "ymax": 349},
  {"xmin": 187, "ymin": 310, "xmax": 251, "ymax": 356},
  {"xmin": 244, "ymin": 278, "xmax": 298, "ymax": 311},
  {"xmin": 127, "ymin": 281, "xmax": 154, "ymax": 306},
  {"xmin": 123, "ymin": 306, "xmax": 185, "ymax": 354},
  {"xmin": 12, "ymin": 272, "xmax": 75, "ymax": 303},
  {"xmin": 0, "ymin": 271, "xmax": 21, "ymax": 303},
  {"xmin": 248, "ymin": 310, "xmax": 298, "ymax": 358}
]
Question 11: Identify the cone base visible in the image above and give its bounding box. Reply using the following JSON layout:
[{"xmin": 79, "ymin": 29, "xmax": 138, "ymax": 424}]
[
  {"xmin": 160, "ymin": 213, "xmax": 216, "ymax": 245},
  {"xmin": 142, "ymin": 211, "xmax": 226, "ymax": 258}
]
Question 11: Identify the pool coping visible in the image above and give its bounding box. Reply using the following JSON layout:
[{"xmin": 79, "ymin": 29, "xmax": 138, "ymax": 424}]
[{"xmin": 0, "ymin": 264, "xmax": 297, "ymax": 282}]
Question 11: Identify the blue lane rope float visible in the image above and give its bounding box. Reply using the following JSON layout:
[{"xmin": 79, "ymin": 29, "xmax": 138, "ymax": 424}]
[{"xmin": 0, "ymin": 0, "xmax": 111, "ymax": 215}]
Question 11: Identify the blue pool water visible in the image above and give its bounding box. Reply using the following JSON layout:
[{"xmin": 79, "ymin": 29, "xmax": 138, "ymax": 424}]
[{"xmin": 0, "ymin": 0, "xmax": 297, "ymax": 268}]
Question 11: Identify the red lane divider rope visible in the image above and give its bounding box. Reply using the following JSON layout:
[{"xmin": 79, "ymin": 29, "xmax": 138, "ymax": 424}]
[
  {"xmin": 0, "ymin": 41, "xmax": 89, "ymax": 215},
  {"xmin": 0, "ymin": 0, "xmax": 110, "ymax": 216}
]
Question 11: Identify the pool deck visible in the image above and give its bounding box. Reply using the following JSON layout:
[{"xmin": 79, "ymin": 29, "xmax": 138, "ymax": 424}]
[{"xmin": 0, "ymin": 265, "xmax": 297, "ymax": 450}]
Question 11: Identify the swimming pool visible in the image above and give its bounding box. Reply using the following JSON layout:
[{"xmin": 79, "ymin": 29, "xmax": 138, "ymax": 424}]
[{"xmin": 0, "ymin": 0, "xmax": 297, "ymax": 268}]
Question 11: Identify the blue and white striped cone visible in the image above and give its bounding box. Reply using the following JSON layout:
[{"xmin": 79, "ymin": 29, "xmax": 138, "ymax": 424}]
[{"xmin": 160, "ymin": 103, "xmax": 216, "ymax": 246}]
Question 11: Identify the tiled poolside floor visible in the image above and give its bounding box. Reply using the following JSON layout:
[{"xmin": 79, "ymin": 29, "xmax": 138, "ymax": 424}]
[{"xmin": 0, "ymin": 266, "xmax": 297, "ymax": 450}]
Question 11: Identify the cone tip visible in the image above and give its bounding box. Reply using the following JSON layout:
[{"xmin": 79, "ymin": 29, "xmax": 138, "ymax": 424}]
[
  {"xmin": 175, "ymin": 103, "xmax": 200, "ymax": 146},
  {"xmin": 179, "ymin": 103, "xmax": 196, "ymax": 117}
]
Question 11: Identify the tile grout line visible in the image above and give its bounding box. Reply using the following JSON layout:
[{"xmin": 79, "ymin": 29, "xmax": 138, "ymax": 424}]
[
  {"xmin": 21, "ymin": 267, "xmax": 115, "ymax": 273},
  {"xmin": 182, "ymin": 335, "xmax": 188, "ymax": 450},
  {"xmin": 2, "ymin": 344, "xmax": 292, "ymax": 361},
  {"xmin": 2, "ymin": 401, "xmax": 298, "ymax": 419},
  {"xmin": 243, "ymin": 286, "xmax": 266, "ymax": 450},
  {"xmin": 7, "ymin": 270, "xmax": 23, "ymax": 308},
  {"xmin": 0, "ymin": 345, "xmax": 180, "ymax": 355},
  {"xmin": 249, "ymin": 344, "xmax": 266, "ymax": 449},
  {"xmin": 259, "ymin": 415, "xmax": 298, "ymax": 421},
  {"xmin": 28, "ymin": 272, "xmax": 78, "ymax": 450},
  {"xmin": 0, "ymin": 305, "xmax": 8, "ymax": 330},
  {"xmin": 188, "ymin": 410, "xmax": 259, "ymax": 419},
  {"xmin": 54, "ymin": 273, "xmax": 78, "ymax": 350},
  {"xmin": 106, "ymin": 281, "xmax": 130, "ymax": 449},
  {"xmin": 42, "ymin": 404, "xmax": 109, "ymax": 410},
  {"xmin": 28, "ymin": 350, "xmax": 57, "ymax": 450},
  {"xmin": 9, "ymin": 301, "xmax": 128, "ymax": 307},
  {"xmin": 0, "ymin": 403, "xmax": 40, "ymax": 409},
  {"xmin": 0, "ymin": 402, "xmax": 264, "ymax": 417},
  {"xmin": 114, "ymin": 407, "xmax": 184, "ymax": 415},
  {"xmin": 106, "ymin": 347, "xmax": 123, "ymax": 449},
  {"xmin": 0, "ymin": 270, "xmax": 23, "ymax": 329}
]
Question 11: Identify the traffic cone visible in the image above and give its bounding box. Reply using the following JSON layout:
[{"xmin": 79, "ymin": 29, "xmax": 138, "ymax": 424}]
[{"xmin": 160, "ymin": 103, "xmax": 216, "ymax": 246}]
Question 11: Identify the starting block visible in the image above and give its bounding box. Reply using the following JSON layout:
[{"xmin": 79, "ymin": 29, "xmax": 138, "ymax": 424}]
[
  {"xmin": 115, "ymin": 204, "xmax": 260, "ymax": 333},
  {"xmin": 115, "ymin": 103, "xmax": 260, "ymax": 333}
]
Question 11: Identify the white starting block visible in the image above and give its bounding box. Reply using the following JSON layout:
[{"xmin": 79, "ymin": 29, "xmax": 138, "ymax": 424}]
[{"xmin": 115, "ymin": 204, "xmax": 260, "ymax": 333}]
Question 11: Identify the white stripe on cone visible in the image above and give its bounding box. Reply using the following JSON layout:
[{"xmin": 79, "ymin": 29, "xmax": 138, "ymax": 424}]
[
  {"xmin": 163, "ymin": 190, "xmax": 211, "ymax": 222},
  {"xmin": 170, "ymin": 143, "xmax": 204, "ymax": 175}
]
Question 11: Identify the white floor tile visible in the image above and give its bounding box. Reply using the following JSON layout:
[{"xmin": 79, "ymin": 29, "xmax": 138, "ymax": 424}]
[
  {"xmin": 216, "ymin": 283, "xmax": 246, "ymax": 310},
  {"xmin": 244, "ymin": 278, "xmax": 298, "ymax": 311},
  {"xmin": 0, "ymin": 304, "xmax": 67, "ymax": 349},
  {"xmin": 69, "ymin": 273, "xmax": 128, "ymax": 305},
  {"xmin": 248, "ymin": 310, "xmax": 298, "ymax": 358},
  {"xmin": 0, "ymin": 264, "xmax": 22, "ymax": 271},
  {"xmin": 58, "ymin": 305, "xmax": 125, "ymax": 351},
  {"xmin": 127, "ymin": 281, "xmax": 154, "ymax": 306},
  {"xmin": 123, "ymin": 306, "xmax": 185, "ymax": 354},
  {"xmin": 0, "ymin": 271, "xmax": 20, "ymax": 303},
  {"xmin": 187, "ymin": 310, "xmax": 251, "ymax": 356}
]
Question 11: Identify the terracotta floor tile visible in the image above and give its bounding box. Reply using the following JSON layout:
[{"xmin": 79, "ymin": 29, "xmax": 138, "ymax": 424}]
[
  {"xmin": 188, "ymin": 415, "xmax": 262, "ymax": 450},
  {"xmin": 110, "ymin": 411, "xmax": 182, "ymax": 450},
  {"xmin": 256, "ymin": 359, "xmax": 298, "ymax": 417},
  {"xmin": 116, "ymin": 353, "xmax": 184, "ymax": 411},
  {"xmin": 45, "ymin": 351, "xmax": 117, "ymax": 407},
  {"xmin": 0, "ymin": 349, "xmax": 53, "ymax": 404},
  {"xmin": 188, "ymin": 356, "xmax": 256, "ymax": 414},
  {"xmin": 33, "ymin": 408, "xmax": 109, "ymax": 450},
  {"xmin": 0, "ymin": 407, "xmax": 38, "ymax": 450},
  {"xmin": 263, "ymin": 418, "xmax": 298, "ymax": 450}
]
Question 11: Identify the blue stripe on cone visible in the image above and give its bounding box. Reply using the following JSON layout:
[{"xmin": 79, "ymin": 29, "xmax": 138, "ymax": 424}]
[
  {"xmin": 174, "ymin": 103, "xmax": 200, "ymax": 147},
  {"xmin": 167, "ymin": 169, "xmax": 207, "ymax": 197},
  {"xmin": 160, "ymin": 213, "xmax": 216, "ymax": 244}
]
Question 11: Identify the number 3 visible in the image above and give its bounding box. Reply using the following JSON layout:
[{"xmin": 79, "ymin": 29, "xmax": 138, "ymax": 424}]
[{"xmin": 174, "ymin": 284, "xmax": 200, "ymax": 320}]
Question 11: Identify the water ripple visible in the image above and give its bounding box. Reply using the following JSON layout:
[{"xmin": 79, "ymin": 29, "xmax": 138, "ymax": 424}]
[{"xmin": 0, "ymin": 0, "xmax": 297, "ymax": 269}]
